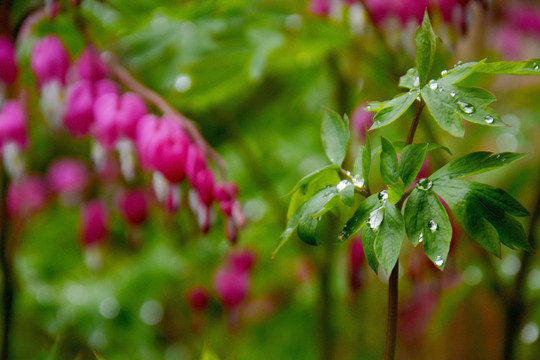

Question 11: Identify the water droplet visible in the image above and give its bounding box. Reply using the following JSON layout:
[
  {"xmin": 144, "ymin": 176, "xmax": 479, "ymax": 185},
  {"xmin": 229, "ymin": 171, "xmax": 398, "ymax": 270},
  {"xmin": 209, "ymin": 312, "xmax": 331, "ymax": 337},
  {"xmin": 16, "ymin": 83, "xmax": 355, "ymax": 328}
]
[
  {"xmin": 434, "ymin": 256, "xmax": 444, "ymax": 267},
  {"xmin": 407, "ymin": 68, "xmax": 415, "ymax": 75},
  {"xmin": 416, "ymin": 96, "xmax": 421, "ymax": 101},
  {"xmin": 534, "ymin": 63, "xmax": 539, "ymax": 71},
  {"xmin": 174, "ymin": 74, "xmax": 192, "ymax": 92},
  {"xmin": 416, "ymin": 178, "xmax": 432, "ymax": 191},
  {"xmin": 352, "ymin": 176, "xmax": 364, "ymax": 188},
  {"xmin": 413, "ymin": 77, "xmax": 420, "ymax": 87},
  {"xmin": 457, "ymin": 101, "xmax": 475, "ymax": 114},
  {"xmin": 484, "ymin": 115, "xmax": 494, "ymax": 124},
  {"xmin": 418, "ymin": 232, "xmax": 423, "ymax": 243},
  {"xmin": 366, "ymin": 105, "xmax": 371, "ymax": 110},
  {"xmin": 456, "ymin": 60, "xmax": 463, "ymax": 66},
  {"xmin": 441, "ymin": 70, "xmax": 448, "ymax": 76},
  {"xmin": 337, "ymin": 180, "xmax": 349, "ymax": 192},
  {"xmin": 378, "ymin": 190, "xmax": 388, "ymax": 201},
  {"xmin": 428, "ymin": 220, "xmax": 438, "ymax": 231},
  {"xmin": 438, "ymin": 87, "xmax": 443, "ymax": 92},
  {"xmin": 429, "ymin": 80, "xmax": 438, "ymax": 90},
  {"xmin": 450, "ymin": 91, "xmax": 456, "ymax": 98},
  {"xmin": 367, "ymin": 207, "xmax": 384, "ymax": 229}
]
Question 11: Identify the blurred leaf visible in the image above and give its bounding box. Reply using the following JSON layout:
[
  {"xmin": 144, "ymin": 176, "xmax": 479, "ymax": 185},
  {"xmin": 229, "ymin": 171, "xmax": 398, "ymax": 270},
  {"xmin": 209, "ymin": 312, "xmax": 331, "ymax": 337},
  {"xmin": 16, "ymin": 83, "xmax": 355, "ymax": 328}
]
[
  {"xmin": 321, "ymin": 108, "xmax": 349, "ymax": 166},
  {"xmin": 201, "ymin": 345, "xmax": 220, "ymax": 360},
  {"xmin": 283, "ymin": 164, "xmax": 340, "ymax": 197},
  {"xmin": 404, "ymin": 188, "xmax": 452, "ymax": 268},
  {"xmin": 363, "ymin": 126, "xmax": 372, "ymax": 192},
  {"xmin": 415, "ymin": 12, "xmax": 438, "ymax": 86},
  {"xmin": 430, "ymin": 152, "xmax": 526, "ymax": 181},
  {"xmin": 399, "ymin": 68, "xmax": 418, "ymax": 89}
]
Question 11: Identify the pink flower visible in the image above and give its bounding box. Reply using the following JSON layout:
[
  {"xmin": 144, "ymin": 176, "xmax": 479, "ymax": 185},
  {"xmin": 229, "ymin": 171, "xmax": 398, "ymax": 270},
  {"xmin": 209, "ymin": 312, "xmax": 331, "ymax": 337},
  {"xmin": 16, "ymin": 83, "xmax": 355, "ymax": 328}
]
[
  {"xmin": 0, "ymin": 36, "xmax": 17, "ymax": 85},
  {"xmin": 117, "ymin": 189, "xmax": 147, "ymax": 225},
  {"xmin": 348, "ymin": 239, "xmax": 366, "ymax": 293},
  {"xmin": 364, "ymin": 0, "xmax": 398, "ymax": 25},
  {"xmin": 186, "ymin": 286, "xmax": 210, "ymax": 311},
  {"xmin": 7, "ymin": 175, "xmax": 48, "ymax": 216},
  {"xmin": 47, "ymin": 157, "xmax": 89, "ymax": 195},
  {"xmin": 63, "ymin": 79, "xmax": 118, "ymax": 136},
  {"xmin": 228, "ymin": 249, "xmax": 256, "ymax": 273},
  {"xmin": 214, "ymin": 266, "xmax": 250, "ymax": 309},
  {"xmin": 0, "ymin": 100, "xmax": 28, "ymax": 151},
  {"xmin": 308, "ymin": 0, "xmax": 331, "ymax": 16},
  {"xmin": 135, "ymin": 114, "xmax": 161, "ymax": 169},
  {"xmin": 185, "ymin": 144, "xmax": 207, "ymax": 184},
  {"xmin": 194, "ymin": 168, "xmax": 215, "ymax": 207},
  {"xmin": 76, "ymin": 46, "xmax": 108, "ymax": 82},
  {"xmin": 505, "ymin": 4, "xmax": 540, "ymax": 36},
  {"xmin": 31, "ymin": 35, "xmax": 70, "ymax": 88},
  {"xmin": 351, "ymin": 104, "xmax": 374, "ymax": 140},
  {"xmin": 80, "ymin": 200, "xmax": 109, "ymax": 248},
  {"xmin": 396, "ymin": 0, "xmax": 428, "ymax": 26}
]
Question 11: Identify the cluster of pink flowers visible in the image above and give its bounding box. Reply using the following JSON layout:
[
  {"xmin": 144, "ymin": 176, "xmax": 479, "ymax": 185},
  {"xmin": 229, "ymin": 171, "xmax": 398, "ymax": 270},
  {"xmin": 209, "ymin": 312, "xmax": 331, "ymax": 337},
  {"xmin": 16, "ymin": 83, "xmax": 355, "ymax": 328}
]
[
  {"xmin": 26, "ymin": 34, "xmax": 244, "ymax": 246},
  {"xmin": 309, "ymin": 0, "xmax": 472, "ymax": 29},
  {"xmin": 493, "ymin": 3, "xmax": 540, "ymax": 60},
  {"xmin": 213, "ymin": 249, "xmax": 256, "ymax": 309}
]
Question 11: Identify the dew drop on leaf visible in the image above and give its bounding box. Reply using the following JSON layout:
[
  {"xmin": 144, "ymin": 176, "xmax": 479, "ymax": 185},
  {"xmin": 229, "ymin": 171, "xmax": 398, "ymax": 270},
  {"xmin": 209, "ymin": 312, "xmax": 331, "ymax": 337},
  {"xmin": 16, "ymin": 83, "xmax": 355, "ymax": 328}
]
[
  {"xmin": 337, "ymin": 180, "xmax": 349, "ymax": 192},
  {"xmin": 413, "ymin": 77, "xmax": 420, "ymax": 87},
  {"xmin": 441, "ymin": 70, "xmax": 448, "ymax": 76},
  {"xmin": 428, "ymin": 220, "xmax": 438, "ymax": 231},
  {"xmin": 484, "ymin": 115, "xmax": 494, "ymax": 124},
  {"xmin": 416, "ymin": 178, "xmax": 432, "ymax": 191},
  {"xmin": 418, "ymin": 232, "xmax": 423, "ymax": 243},
  {"xmin": 450, "ymin": 91, "xmax": 456, "ymax": 98},
  {"xmin": 429, "ymin": 81, "xmax": 438, "ymax": 90},
  {"xmin": 367, "ymin": 207, "xmax": 384, "ymax": 229},
  {"xmin": 457, "ymin": 101, "xmax": 475, "ymax": 114},
  {"xmin": 435, "ymin": 256, "xmax": 444, "ymax": 267},
  {"xmin": 378, "ymin": 190, "xmax": 388, "ymax": 201}
]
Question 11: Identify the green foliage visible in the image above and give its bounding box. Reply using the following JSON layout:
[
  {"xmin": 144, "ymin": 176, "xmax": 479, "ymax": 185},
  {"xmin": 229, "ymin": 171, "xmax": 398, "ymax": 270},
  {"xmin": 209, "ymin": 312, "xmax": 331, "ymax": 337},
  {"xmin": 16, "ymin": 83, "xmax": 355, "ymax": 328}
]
[
  {"xmin": 321, "ymin": 108, "xmax": 350, "ymax": 166},
  {"xmin": 415, "ymin": 11, "xmax": 438, "ymax": 87}
]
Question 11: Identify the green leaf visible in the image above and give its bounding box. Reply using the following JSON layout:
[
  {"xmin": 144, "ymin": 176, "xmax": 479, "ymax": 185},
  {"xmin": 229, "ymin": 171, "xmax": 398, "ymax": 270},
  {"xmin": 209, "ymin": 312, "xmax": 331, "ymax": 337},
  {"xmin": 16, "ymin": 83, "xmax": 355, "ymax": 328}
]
[
  {"xmin": 321, "ymin": 108, "xmax": 349, "ymax": 166},
  {"xmin": 353, "ymin": 146, "xmax": 364, "ymax": 178},
  {"xmin": 474, "ymin": 59, "xmax": 540, "ymax": 75},
  {"xmin": 201, "ymin": 345, "xmax": 220, "ymax": 360},
  {"xmin": 366, "ymin": 101, "xmax": 387, "ymax": 112},
  {"xmin": 336, "ymin": 180, "xmax": 355, "ymax": 207},
  {"xmin": 370, "ymin": 91, "xmax": 417, "ymax": 130},
  {"xmin": 399, "ymin": 68, "xmax": 419, "ymax": 89},
  {"xmin": 374, "ymin": 201, "xmax": 405, "ymax": 276},
  {"xmin": 392, "ymin": 141, "xmax": 452, "ymax": 155},
  {"xmin": 380, "ymin": 137, "xmax": 399, "ymax": 185},
  {"xmin": 287, "ymin": 168, "xmax": 340, "ymax": 218},
  {"xmin": 297, "ymin": 215, "xmax": 320, "ymax": 246},
  {"xmin": 284, "ymin": 164, "xmax": 340, "ymax": 197},
  {"xmin": 421, "ymin": 84, "xmax": 504, "ymax": 137},
  {"xmin": 430, "ymin": 152, "xmax": 526, "ymax": 181},
  {"xmin": 404, "ymin": 189, "xmax": 452, "ymax": 268},
  {"xmin": 399, "ymin": 143, "xmax": 429, "ymax": 187},
  {"xmin": 362, "ymin": 225, "xmax": 379, "ymax": 272},
  {"xmin": 363, "ymin": 126, "xmax": 372, "ymax": 192},
  {"xmin": 432, "ymin": 179, "xmax": 531, "ymax": 256},
  {"xmin": 438, "ymin": 60, "xmax": 485, "ymax": 85},
  {"xmin": 338, "ymin": 193, "xmax": 381, "ymax": 242},
  {"xmin": 275, "ymin": 186, "xmax": 339, "ymax": 256},
  {"xmin": 415, "ymin": 12, "xmax": 438, "ymax": 86},
  {"xmin": 387, "ymin": 180, "xmax": 405, "ymax": 204}
]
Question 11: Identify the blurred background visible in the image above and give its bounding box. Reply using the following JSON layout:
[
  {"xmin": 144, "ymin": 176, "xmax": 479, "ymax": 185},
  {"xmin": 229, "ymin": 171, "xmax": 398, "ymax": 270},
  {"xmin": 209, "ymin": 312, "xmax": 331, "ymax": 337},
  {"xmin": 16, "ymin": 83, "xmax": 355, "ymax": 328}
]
[{"xmin": 2, "ymin": 0, "xmax": 540, "ymax": 359}]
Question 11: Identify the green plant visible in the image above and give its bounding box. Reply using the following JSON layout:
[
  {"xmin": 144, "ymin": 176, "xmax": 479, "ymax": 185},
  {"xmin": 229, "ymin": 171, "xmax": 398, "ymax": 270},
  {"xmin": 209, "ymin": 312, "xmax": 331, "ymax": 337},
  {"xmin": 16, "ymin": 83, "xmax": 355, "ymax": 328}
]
[{"xmin": 276, "ymin": 12, "xmax": 538, "ymax": 360}]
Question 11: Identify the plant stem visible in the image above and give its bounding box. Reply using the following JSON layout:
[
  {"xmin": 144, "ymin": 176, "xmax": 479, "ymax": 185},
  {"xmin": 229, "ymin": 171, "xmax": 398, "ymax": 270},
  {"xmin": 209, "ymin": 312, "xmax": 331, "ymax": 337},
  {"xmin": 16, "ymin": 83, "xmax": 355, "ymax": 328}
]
[
  {"xmin": 318, "ymin": 219, "xmax": 337, "ymax": 360},
  {"xmin": 502, "ymin": 173, "xmax": 540, "ymax": 360},
  {"xmin": 0, "ymin": 166, "xmax": 13, "ymax": 360},
  {"xmin": 384, "ymin": 101, "xmax": 424, "ymax": 360}
]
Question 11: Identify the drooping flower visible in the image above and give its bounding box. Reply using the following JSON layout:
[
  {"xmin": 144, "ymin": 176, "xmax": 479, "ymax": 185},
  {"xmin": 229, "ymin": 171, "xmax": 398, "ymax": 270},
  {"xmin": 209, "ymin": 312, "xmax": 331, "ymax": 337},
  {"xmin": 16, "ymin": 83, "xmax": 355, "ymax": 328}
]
[
  {"xmin": 80, "ymin": 199, "xmax": 109, "ymax": 248},
  {"xmin": 348, "ymin": 239, "xmax": 366, "ymax": 293},
  {"xmin": 0, "ymin": 36, "xmax": 17, "ymax": 86},
  {"xmin": 214, "ymin": 266, "xmax": 250, "ymax": 309},
  {"xmin": 228, "ymin": 249, "xmax": 256, "ymax": 273},
  {"xmin": 351, "ymin": 103, "xmax": 374, "ymax": 140},
  {"xmin": 117, "ymin": 189, "xmax": 148, "ymax": 225},
  {"xmin": 47, "ymin": 157, "xmax": 89, "ymax": 200},
  {"xmin": 7, "ymin": 175, "xmax": 48, "ymax": 216},
  {"xmin": 31, "ymin": 35, "xmax": 70, "ymax": 88},
  {"xmin": 186, "ymin": 286, "xmax": 210, "ymax": 312},
  {"xmin": 0, "ymin": 100, "xmax": 28, "ymax": 151},
  {"xmin": 76, "ymin": 46, "xmax": 108, "ymax": 82}
]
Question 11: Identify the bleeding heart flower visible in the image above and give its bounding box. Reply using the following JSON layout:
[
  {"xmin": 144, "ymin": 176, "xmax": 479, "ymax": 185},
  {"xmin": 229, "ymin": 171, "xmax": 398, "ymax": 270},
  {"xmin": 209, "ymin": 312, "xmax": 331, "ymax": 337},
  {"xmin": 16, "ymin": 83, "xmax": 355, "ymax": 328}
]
[
  {"xmin": 80, "ymin": 199, "xmax": 109, "ymax": 248},
  {"xmin": 117, "ymin": 189, "xmax": 148, "ymax": 225},
  {"xmin": 0, "ymin": 36, "xmax": 17, "ymax": 85},
  {"xmin": 214, "ymin": 266, "xmax": 250, "ymax": 309},
  {"xmin": 7, "ymin": 175, "xmax": 48, "ymax": 217},
  {"xmin": 31, "ymin": 35, "xmax": 70, "ymax": 88}
]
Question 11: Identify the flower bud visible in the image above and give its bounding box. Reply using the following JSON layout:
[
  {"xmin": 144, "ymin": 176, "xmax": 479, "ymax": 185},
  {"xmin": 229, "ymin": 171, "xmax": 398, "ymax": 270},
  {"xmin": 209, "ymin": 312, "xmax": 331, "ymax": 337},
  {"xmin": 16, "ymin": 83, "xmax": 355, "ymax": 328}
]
[
  {"xmin": 214, "ymin": 267, "xmax": 250, "ymax": 309},
  {"xmin": 47, "ymin": 157, "xmax": 89, "ymax": 198},
  {"xmin": 0, "ymin": 36, "xmax": 17, "ymax": 85},
  {"xmin": 118, "ymin": 189, "xmax": 148, "ymax": 225},
  {"xmin": 31, "ymin": 35, "xmax": 69, "ymax": 88},
  {"xmin": 77, "ymin": 46, "xmax": 108, "ymax": 82},
  {"xmin": 228, "ymin": 249, "xmax": 256, "ymax": 273},
  {"xmin": 0, "ymin": 100, "xmax": 28, "ymax": 151},
  {"xmin": 80, "ymin": 200, "xmax": 109, "ymax": 248},
  {"xmin": 7, "ymin": 175, "xmax": 48, "ymax": 217},
  {"xmin": 186, "ymin": 286, "xmax": 210, "ymax": 312}
]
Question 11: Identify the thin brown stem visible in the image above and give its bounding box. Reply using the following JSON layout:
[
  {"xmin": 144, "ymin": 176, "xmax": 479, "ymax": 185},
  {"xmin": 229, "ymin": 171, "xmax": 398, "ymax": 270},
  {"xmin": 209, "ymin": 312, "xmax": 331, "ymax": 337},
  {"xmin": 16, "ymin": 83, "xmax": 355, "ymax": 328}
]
[
  {"xmin": 384, "ymin": 101, "xmax": 424, "ymax": 360},
  {"xmin": 0, "ymin": 166, "xmax": 13, "ymax": 360}
]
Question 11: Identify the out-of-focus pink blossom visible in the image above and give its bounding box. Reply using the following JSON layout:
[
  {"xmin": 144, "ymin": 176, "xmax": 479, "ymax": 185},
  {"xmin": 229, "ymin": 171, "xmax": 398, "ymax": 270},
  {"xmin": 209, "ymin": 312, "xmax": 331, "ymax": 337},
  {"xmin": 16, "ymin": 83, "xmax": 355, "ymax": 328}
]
[
  {"xmin": 348, "ymin": 239, "xmax": 366, "ymax": 293},
  {"xmin": 309, "ymin": 0, "xmax": 331, "ymax": 16},
  {"xmin": 63, "ymin": 79, "xmax": 118, "ymax": 136},
  {"xmin": 77, "ymin": 46, "xmax": 108, "ymax": 82},
  {"xmin": 396, "ymin": 0, "xmax": 429, "ymax": 25},
  {"xmin": 47, "ymin": 158, "xmax": 89, "ymax": 196},
  {"xmin": 0, "ymin": 36, "xmax": 17, "ymax": 85},
  {"xmin": 118, "ymin": 189, "xmax": 147, "ymax": 225},
  {"xmin": 136, "ymin": 114, "xmax": 161, "ymax": 169},
  {"xmin": 7, "ymin": 175, "xmax": 48, "ymax": 216},
  {"xmin": 228, "ymin": 249, "xmax": 256, "ymax": 273},
  {"xmin": 214, "ymin": 266, "xmax": 250, "ymax": 309},
  {"xmin": 505, "ymin": 4, "xmax": 540, "ymax": 36},
  {"xmin": 187, "ymin": 286, "xmax": 210, "ymax": 311},
  {"xmin": 44, "ymin": 0, "xmax": 60, "ymax": 19},
  {"xmin": 351, "ymin": 104, "xmax": 374, "ymax": 140},
  {"xmin": 399, "ymin": 285, "xmax": 438, "ymax": 341},
  {"xmin": 0, "ymin": 100, "xmax": 28, "ymax": 151},
  {"xmin": 80, "ymin": 200, "xmax": 109, "ymax": 248},
  {"xmin": 185, "ymin": 144, "xmax": 207, "ymax": 184},
  {"xmin": 31, "ymin": 35, "xmax": 69, "ymax": 87},
  {"xmin": 164, "ymin": 187, "xmax": 181, "ymax": 214}
]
